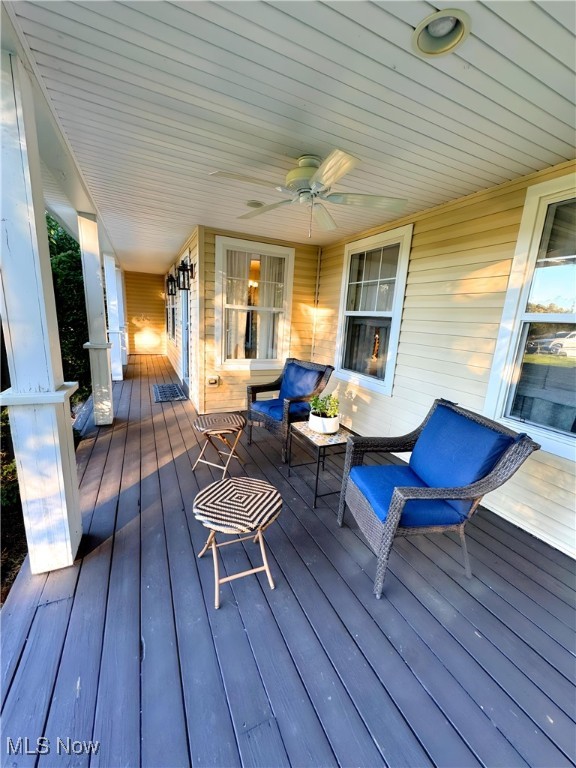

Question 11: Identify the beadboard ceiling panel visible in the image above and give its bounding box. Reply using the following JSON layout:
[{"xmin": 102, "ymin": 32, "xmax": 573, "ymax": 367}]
[{"xmin": 7, "ymin": 0, "xmax": 576, "ymax": 272}]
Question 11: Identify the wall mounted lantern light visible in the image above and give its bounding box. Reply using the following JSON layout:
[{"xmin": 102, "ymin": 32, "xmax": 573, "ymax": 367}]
[
  {"xmin": 177, "ymin": 260, "xmax": 191, "ymax": 291},
  {"xmin": 166, "ymin": 273, "xmax": 177, "ymax": 296}
]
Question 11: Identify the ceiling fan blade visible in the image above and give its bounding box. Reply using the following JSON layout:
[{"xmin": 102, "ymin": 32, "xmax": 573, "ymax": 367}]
[
  {"xmin": 237, "ymin": 199, "xmax": 293, "ymax": 220},
  {"xmin": 210, "ymin": 171, "xmax": 278, "ymax": 189},
  {"xmin": 324, "ymin": 193, "xmax": 407, "ymax": 213},
  {"xmin": 310, "ymin": 150, "xmax": 358, "ymax": 192},
  {"xmin": 312, "ymin": 202, "xmax": 338, "ymax": 231}
]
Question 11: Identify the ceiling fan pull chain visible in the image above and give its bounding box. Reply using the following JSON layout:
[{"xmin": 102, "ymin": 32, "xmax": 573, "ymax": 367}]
[{"xmin": 309, "ymin": 198, "xmax": 314, "ymax": 238}]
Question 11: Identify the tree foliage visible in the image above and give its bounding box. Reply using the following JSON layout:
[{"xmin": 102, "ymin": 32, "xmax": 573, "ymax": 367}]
[{"xmin": 46, "ymin": 215, "xmax": 92, "ymax": 401}]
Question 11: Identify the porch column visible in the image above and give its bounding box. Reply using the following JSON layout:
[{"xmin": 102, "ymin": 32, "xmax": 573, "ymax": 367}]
[
  {"xmin": 77, "ymin": 212, "xmax": 114, "ymax": 424},
  {"xmin": 103, "ymin": 253, "xmax": 123, "ymax": 381},
  {"xmin": 0, "ymin": 52, "xmax": 82, "ymax": 574},
  {"xmin": 116, "ymin": 266, "xmax": 129, "ymax": 364}
]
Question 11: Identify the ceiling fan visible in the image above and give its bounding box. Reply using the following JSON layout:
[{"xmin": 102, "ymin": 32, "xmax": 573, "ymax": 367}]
[{"xmin": 210, "ymin": 150, "xmax": 407, "ymax": 235}]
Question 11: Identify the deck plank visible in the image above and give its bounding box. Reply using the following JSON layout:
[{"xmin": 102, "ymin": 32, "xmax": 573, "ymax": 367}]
[
  {"xmin": 395, "ymin": 537, "xmax": 576, "ymax": 719},
  {"xmin": 473, "ymin": 513, "xmax": 576, "ymax": 589},
  {"xmin": 140, "ymin": 359, "xmax": 189, "ymax": 768},
  {"xmin": 2, "ymin": 355, "xmax": 574, "ymax": 768},
  {"xmin": 90, "ymin": 366, "xmax": 142, "ymax": 768},
  {"xmin": 0, "ymin": 599, "xmax": 73, "ymax": 768},
  {"xmin": 36, "ymin": 373, "xmax": 134, "ymax": 768}
]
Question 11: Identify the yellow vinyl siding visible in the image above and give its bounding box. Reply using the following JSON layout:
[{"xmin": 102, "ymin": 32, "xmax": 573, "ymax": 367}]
[
  {"xmin": 124, "ymin": 272, "xmax": 166, "ymax": 355},
  {"xmin": 199, "ymin": 228, "xmax": 318, "ymax": 413},
  {"xmin": 314, "ymin": 160, "xmax": 575, "ymax": 557}
]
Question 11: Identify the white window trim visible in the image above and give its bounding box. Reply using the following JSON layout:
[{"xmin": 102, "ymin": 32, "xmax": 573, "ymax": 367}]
[
  {"xmin": 484, "ymin": 174, "xmax": 576, "ymax": 459},
  {"xmin": 215, "ymin": 236, "xmax": 294, "ymax": 370},
  {"xmin": 335, "ymin": 224, "xmax": 413, "ymax": 396}
]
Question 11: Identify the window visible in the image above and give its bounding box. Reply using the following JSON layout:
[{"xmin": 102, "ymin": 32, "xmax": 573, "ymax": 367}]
[
  {"xmin": 336, "ymin": 225, "xmax": 413, "ymax": 395},
  {"xmin": 485, "ymin": 176, "xmax": 576, "ymax": 458},
  {"xmin": 215, "ymin": 237, "xmax": 294, "ymax": 368}
]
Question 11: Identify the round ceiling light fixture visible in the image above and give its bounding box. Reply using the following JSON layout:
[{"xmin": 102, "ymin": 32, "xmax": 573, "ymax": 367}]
[{"xmin": 412, "ymin": 9, "xmax": 471, "ymax": 57}]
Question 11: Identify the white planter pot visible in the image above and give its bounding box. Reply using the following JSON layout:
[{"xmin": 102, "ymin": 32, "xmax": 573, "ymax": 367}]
[{"xmin": 308, "ymin": 412, "xmax": 340, "ymax": 435}]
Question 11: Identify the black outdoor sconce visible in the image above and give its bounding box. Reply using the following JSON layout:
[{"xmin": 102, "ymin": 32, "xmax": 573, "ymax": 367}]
[
  {"xmin": 177, "ymin": 260, "xmax": 191, "ymax": 291},
  {"xmin": 166, "ymin": 273, "xmax": 177, "ymax": 296}
]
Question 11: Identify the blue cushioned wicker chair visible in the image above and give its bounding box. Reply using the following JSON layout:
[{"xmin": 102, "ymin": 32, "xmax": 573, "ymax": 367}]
[
  {"xmin": 247, "ymin": 358, "xmax": 334, "ymax": 462},
  {"xmin": 337, "ymin": 399, "xmax": 540, "ymax": 598}
]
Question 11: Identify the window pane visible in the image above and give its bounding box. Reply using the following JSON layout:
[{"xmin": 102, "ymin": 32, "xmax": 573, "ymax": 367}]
[
  {"xmin": 364, "ymin": 248, "xmax": 382, "ymax": 281},
  {"xmin": 349, "ymin": 252, "xmax": 364, "ymax": 283},
  {"xmin": 227, "ymin": 250, "xmax": 249, "ymax": 279},
  {"xmin": 227, "ymin": 277, "xmax": 248, "ymax": 306},
  {"xmin": 347, "ymin": 283, "xmax": 360, "ymax": 311},
  {"xmin": 376, "ymin": 281, "xmax": 394, "ymax": 311},
  {"xmin": 343, "ymin": 316, "xmax": 391, "ymax": 380},
  {"xmin": 527, "ymin": 199, "xmax": 576, "ymax": 314},
  {"xmin": 359, "ymin": 282, "xmax": 378, "ymax": 311},
  {"xmin": 225, "ymin": 308, "xmax": 280, "ymax": 360},
  {"xmin": 380, "ymin": 244, "xmax": 400, "ymax": 279},
  {"xmin": 508, "ymin": 322, "xmax": 576, "ymax": 434},
  {"xmin": 258, "ymin": 255, "xmax": 285, "ymax": 308}
]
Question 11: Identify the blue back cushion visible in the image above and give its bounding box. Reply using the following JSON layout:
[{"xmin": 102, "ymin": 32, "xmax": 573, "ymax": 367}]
[
  {"xmin": 409, "ymin": 404, "xmax": 516, "ymax": 515},
  {"xmin": 349, "ymin": 465, "xmax": 466, "ymax": 527},
  {"xmin": 279, "ymin": 362, "xmax": 324, "ymax": 401}
]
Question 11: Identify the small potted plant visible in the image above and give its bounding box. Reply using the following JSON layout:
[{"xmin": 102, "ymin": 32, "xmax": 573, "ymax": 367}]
[{"xmin": 308, "ymin": 393, "xmax": 340, "ymax": 434}]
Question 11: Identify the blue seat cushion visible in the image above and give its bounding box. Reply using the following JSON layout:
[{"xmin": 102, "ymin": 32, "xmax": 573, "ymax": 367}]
[
  {"xmin": 279, "ymin": 362, "xmax": 324, "ymax": 401},
  {"xmin": 409, "ymin": 404, "xmax": 517, "ymax": 516},
  {"xmin": 251, "ymin": 398, "xmax": 311, "ymax": 422},
  {"xmin": 349, "ymin": 465, "xmax": 466, "ymax": 527}
]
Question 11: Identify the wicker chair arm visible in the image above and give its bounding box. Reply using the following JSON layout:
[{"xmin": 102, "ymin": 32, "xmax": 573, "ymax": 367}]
[
  {"xmin": 247, "ymin": 378, "xmax": 283, "ymax": 403},
  {"xmin": 342, "ymin": 432, "xmax": 420, "ymax": 474},
  {"xmin": 391, "ymin": 481, "xmax": 486, "ymax": 505}
]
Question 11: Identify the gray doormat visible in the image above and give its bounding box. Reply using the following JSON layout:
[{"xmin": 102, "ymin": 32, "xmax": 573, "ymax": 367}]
[{"xmin": 152, "ymin": 383, "xmax": 187, "ymax": 403}]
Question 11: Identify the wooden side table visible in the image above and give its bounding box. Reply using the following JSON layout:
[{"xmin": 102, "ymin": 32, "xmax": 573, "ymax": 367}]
[{"xmin": 287, "ymin": 421, "xmax": 354, "ymax": 508}]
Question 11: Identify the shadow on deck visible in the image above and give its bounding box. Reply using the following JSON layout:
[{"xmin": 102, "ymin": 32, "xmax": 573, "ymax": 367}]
[{"xmin": 2, "ymin": 355, "xmax": 575, "ymax": 768}]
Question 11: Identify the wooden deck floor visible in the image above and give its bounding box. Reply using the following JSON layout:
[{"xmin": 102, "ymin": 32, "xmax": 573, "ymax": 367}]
[{"xmin": 2, "ymin": 355, "xmax": 575, "ymax": 768}]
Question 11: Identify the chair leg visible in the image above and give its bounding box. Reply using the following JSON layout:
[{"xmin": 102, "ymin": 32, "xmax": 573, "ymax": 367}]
[
  {"xmin": 459, "ymin": 528, "xmax": 472, "ymax": 578},
  {"xmin": 337, "ymin": 481, "xmax": 348, "ymax": 526},
  {"xmin": 248, "ymin": 421, "xmax": 253, "ymax": 445},
  {"xmin": 374, "ymin": 531, "xmax": 396, "ymax": 598}
]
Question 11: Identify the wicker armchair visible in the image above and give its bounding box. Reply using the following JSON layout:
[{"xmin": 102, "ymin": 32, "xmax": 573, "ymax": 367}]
[
  {"xmin": 337, "ymin": 399, "xmax": 540, "ymax": 598},
  {"xmin": 247, "ymin": 358, "xmax": 334, "ymax": 462}
]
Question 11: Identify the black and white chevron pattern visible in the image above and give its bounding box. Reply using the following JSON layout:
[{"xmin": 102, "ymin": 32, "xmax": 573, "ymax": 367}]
[
  {"xmin": 194, "ymin": 477, "xmax": 282, "ymax": 534},
  {"xmin": 194, "ymin": 412, "xmax": 246, "ymax": 434}
]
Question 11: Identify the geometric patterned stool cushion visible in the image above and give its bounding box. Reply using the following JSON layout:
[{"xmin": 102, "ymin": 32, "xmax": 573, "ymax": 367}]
[
  {"xmin": 192, "ymin": 412, "xmax": 246, "ymax": 479},
  {"xmin": 193, "ymin": 477, "xmax": 282, "ymax": 533},
  {"xmin": 193, "ymin": 477, "xmax": 282, "ymax": 609},
  {"xmin": 193, "ymin": 412, "xmax": 246, "ymax": 435}
]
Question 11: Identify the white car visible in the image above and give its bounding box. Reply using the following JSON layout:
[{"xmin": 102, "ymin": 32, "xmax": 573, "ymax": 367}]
[{"xmin": 540, "ymin": 331, "xmax": 576, "ymax": 356}]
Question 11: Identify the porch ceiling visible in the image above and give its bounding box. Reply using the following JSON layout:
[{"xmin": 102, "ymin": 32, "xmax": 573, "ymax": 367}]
[{"xmin": 5, "ymin": 1, "xmax": 576, "ymax": 272}]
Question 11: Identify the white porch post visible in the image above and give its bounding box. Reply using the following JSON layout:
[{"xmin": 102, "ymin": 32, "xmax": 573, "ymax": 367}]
[
  {"xmin": 103, "ymin": 253, "xmax": 123, "ymax": 381},
  {"xmin": 0, "ymin": 52, "xmax": 82, "ymax": 574},
  {"xmin": 116, "ymin": 266, "xmax": 129, "ymax": 364},
  {"xmin": 77, "ymin": 213, "xmax": 114, "ymax": 424}
]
